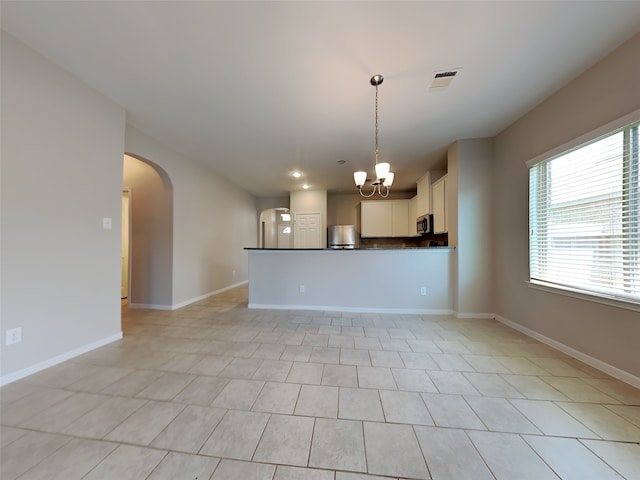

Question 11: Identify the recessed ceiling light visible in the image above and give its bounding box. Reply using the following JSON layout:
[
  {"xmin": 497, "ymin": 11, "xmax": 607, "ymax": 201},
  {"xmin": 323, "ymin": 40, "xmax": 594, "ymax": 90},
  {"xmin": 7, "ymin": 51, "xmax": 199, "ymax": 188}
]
[
  {"xmin": 301, "ymin": 184, "xmax": 310, "ymax": 190},
  {"xmin": 291, "ymin": 171, "xmax": 302, "ymax": 178}
]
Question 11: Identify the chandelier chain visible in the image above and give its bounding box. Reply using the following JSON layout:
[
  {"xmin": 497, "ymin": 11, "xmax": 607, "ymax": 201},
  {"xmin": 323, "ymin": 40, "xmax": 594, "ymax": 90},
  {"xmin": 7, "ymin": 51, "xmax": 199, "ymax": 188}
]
[{"xmin": 375, "ymin": 83, "xmax": 379, "ymax": 165}]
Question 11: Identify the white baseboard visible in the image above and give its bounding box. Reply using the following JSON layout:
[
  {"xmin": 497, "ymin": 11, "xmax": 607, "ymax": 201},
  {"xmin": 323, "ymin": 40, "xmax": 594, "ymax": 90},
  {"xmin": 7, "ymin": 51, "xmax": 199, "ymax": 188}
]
[
  {"xmin": 455, "ymin": 312, "xmax": 496, "ymax": 319},
  {"xmin": 249, "ymin": 303, "xmax": 494, "ymax": 318},
  {"xmin": 171, "ymin": 281, "xmax": 248, "ymax": 310},
  {"xmin": 0, "ymin": 332, "xmax": 123, "ymax": 386},
  {"xmin": 127, "ymin": 302, "xmax": 173, "ymax": 310},
  {"xmin": 248, "ymin": 303, "xmax": 454, "ymax": 315},
  {"xmin": 495, "ymin": 314, "xmax": 640, "ymax": 389},
  {"xmin": 128, "ymin": 281, "xmax": 249, "ymax": 311}
]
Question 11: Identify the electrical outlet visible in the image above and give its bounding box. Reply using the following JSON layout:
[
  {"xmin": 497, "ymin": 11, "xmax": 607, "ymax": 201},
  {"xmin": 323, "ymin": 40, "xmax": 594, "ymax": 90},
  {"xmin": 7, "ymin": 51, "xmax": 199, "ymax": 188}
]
[
  {"xmin": 420, "ymin": 287, "xmax": 427, "ymax": 296},
  {"xmin": 6, "ymin": 327, "xmax": 22, "ymax": 345},
  {"xmin": 102, "ymin": 217, "xmax": 113, "ymax": 229},
  {"xmin": 299, "ymin": 285, "xmax": 305, "ymax": 293}
]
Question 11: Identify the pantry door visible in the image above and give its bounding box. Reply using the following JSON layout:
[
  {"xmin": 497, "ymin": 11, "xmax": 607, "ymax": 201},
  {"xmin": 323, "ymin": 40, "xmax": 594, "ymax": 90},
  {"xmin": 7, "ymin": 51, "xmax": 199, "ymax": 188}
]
[{"xmin": 293, "ymin": 213, "xmax": 322, "ymax": 248}]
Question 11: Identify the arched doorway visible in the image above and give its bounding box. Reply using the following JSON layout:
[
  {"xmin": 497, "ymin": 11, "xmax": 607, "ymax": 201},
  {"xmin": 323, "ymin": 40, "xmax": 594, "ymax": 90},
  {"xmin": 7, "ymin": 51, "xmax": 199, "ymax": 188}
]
[
  {"xmin": 259, "ymin": 208, "xmax": 291, "ymax": 248},
  {"xmin": 122, "ymin": 153, "xmax": 174, "ymax": 308}
]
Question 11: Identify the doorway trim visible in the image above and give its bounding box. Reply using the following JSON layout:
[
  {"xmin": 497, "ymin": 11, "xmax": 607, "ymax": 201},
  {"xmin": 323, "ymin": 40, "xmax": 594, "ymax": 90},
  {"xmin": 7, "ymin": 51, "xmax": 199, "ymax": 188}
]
[{"xmin": 122, "ymin": 189, "xmax": 132, "ymax": 301}]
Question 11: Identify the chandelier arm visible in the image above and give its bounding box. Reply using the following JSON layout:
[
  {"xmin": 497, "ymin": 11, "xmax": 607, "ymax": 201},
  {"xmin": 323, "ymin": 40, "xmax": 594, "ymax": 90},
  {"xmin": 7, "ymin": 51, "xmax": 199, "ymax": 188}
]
[
  {"xmin": 379, "ymin": 185, "xmax": 390, "ymax": 198},
  {"xmin": 358, "ymin": 185, "xmax": 377, "ymax": 198}
]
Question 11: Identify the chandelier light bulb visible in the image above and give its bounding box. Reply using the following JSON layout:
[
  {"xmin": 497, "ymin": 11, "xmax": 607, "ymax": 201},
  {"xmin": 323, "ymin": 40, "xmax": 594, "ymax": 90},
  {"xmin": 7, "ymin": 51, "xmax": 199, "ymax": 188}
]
[
  {"xmin": 375, "ymin": 162, "xmax": 390, "ymax": 181},
  {"xmin": 383, "ymin": 172, "xmax": 394, "ymax": 187}
]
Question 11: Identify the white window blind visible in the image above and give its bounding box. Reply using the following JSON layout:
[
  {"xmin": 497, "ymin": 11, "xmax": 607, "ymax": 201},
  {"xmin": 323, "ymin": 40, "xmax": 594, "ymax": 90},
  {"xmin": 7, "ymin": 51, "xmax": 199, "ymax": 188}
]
[{"xmin": 529, "ymin": 120, "xmax": 639, "ymax": 304}]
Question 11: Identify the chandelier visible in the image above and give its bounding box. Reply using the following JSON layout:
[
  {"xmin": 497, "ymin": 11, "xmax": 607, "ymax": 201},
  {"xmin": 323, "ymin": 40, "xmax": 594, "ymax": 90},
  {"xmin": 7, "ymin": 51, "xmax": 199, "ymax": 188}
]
[{"xmin": 354, "ymin": 74, "xmax": 394, "ymax": 198}]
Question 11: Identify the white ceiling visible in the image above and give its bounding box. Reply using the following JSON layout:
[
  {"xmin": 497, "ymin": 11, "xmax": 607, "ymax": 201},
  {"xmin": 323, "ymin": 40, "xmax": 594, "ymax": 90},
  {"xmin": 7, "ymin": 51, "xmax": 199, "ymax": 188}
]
[{"xmin": 3, "ymin": 1, "xmax": 640, "ymax": 197}]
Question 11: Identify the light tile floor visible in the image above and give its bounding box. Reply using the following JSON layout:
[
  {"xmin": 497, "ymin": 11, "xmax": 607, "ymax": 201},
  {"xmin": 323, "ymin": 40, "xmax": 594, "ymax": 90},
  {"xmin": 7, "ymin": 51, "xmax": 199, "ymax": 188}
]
[{"xmin": 2, "ymin": 285, "xmax": 640, "ymax": 479}]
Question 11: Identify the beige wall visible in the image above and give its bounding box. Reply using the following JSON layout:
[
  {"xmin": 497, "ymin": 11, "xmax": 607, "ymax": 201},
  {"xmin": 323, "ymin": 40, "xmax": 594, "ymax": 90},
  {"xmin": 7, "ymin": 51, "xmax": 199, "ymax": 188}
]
[
  {"xmin": 257, "ymin": 196, "xmax": 290, "ymax": 213},
  {"xmin": 448, "ymin": 139, "xmax": 494, "ymax": 317},
  {"xmin": 1, "ymin": 32, "xmax": 126, "ymax": 383},
  {"xmin": 1, "ymin": 32, "xmax": 258, "ymax": 383},
  {"xmin": 327, "ymin": 194, "xmax": 362, "ymax": 227},
  {"xmin": 493, "ymin": 33, "xmax": 640, "ymax": 379}
]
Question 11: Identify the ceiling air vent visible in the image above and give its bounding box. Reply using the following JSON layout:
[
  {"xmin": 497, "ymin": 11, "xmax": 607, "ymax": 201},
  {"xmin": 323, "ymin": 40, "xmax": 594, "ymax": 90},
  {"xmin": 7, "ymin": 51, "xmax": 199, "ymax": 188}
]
[{"xmin": 430, "ymin": 68, "xmax": 461, "ymax": 89}]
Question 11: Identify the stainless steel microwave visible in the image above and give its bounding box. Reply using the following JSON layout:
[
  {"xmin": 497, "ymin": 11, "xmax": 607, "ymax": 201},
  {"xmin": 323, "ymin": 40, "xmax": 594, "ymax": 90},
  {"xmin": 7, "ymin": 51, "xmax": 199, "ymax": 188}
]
[{"xmin": 416, "ymin": 214, "xmax": 432, "ymax": 234}]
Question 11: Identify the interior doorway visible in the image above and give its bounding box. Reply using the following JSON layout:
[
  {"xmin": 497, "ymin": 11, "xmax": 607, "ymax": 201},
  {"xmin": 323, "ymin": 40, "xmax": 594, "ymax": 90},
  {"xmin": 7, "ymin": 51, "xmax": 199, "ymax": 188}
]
[
  {"xmin": 260, "ymin": 207, "xmax": 291, "ymax": 248},
  {"xmin": 122, "ymin": 153, "xmax": 174, "ymax": 308},
  {"xmin": 121, "ymin": 190, "xmax": 131, "ymax": 300}
]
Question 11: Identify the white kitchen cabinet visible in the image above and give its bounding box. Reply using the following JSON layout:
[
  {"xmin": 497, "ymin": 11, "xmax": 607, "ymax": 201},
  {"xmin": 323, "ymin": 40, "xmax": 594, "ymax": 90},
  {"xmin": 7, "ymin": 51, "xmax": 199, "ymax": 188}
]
[
  {"xmin": 408, "ymin": 195, "xmax": 419, "ymax": 236},
  {"xmin": 392, "ymin": 200, "xmax": 409, "ymax": 237},
  {"xmin": 432, "ymin": 174, "xmax": 448, "ymax": 233},
  {"xmin": 361, "ymin": 201, "xmax": 393, "ymax": 237},
  {"xmin": 416, "ymin": 172, "xmax": 431, "ymax": 216},
  {"xmin": 361, "ymin": 200, "xmax": 409, "ymax": 237}
]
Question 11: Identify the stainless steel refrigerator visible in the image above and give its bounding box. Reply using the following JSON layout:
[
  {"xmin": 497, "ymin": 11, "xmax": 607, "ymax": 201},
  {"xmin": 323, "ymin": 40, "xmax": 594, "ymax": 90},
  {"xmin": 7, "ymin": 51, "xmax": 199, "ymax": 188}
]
[{"xmin": 327, "ymin": 225, "xmax": 357, "ymax": 249}]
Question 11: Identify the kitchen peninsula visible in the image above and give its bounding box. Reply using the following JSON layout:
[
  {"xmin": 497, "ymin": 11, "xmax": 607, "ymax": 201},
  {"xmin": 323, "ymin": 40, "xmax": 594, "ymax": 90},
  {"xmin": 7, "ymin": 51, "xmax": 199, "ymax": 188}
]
[{"xmin": 246, "ymin": 247, "xmax": 454, "ymax": 313}]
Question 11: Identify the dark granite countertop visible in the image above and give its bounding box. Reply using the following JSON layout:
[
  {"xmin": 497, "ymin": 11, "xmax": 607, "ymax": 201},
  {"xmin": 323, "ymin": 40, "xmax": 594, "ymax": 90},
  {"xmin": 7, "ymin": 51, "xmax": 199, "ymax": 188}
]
[{"xmin": 244, "ymin": 247, "xmax": 454, "ymax": 251}]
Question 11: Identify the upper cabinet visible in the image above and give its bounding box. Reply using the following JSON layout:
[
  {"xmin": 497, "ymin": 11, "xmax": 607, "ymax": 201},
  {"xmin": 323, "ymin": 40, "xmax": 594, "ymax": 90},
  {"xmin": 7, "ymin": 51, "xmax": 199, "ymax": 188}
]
[
  {"xmin": 408, "ymin": 195, "xmax": 419, "ymax": 236},
  {"xmin": 360, "ymin": 201, "xmax": 393, "ymax": 237},
  {"xmin": 391, "ymin": 200, "xmax": 409, "ymax": 237},
  {"xmin": 432, "ymin": 174, "xmax": 448, "ymax": 234},
  {"xmin": 416, "ymin": 172, "xmax": 431, "ymax": 217},
  {"xmin": 361, "ymin": 200, "xmax": 409, "ymax": 237}
]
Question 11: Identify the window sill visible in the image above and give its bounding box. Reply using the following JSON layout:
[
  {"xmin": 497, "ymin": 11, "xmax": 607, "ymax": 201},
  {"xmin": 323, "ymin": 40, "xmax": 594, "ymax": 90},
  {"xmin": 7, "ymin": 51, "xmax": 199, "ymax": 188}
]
[{"xmin": 526, "ymin": 281, "xmax": 640, "ymax": 313}]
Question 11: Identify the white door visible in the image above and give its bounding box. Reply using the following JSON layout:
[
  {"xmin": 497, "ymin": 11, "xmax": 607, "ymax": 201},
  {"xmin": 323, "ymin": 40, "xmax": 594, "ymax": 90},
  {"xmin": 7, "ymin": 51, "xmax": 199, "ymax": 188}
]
[
  {"xmin": 121, "ymin": 191, "xmax": 130, "ymax": 299},
  {"xmin": 277, "ymin": 223, "xmax": 291, "ymax": 248},
  {"xmin": 294, "ymin": 213, "xmax": 322, "ymax": 248}
]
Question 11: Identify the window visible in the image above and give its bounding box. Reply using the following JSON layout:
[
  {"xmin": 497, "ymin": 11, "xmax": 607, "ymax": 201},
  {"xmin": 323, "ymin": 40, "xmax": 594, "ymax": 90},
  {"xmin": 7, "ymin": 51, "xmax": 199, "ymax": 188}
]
[{"xmin": 528, "ymin": 117, "xmax": 639, "ymax": 305}]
